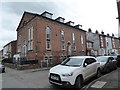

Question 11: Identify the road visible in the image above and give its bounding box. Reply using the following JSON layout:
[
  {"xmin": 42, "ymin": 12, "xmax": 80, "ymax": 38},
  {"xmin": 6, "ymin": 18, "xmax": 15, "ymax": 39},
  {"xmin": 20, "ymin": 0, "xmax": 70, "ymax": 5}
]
[
  {"xmin": 2, "ymin": 67, "xmax": 54, "ymax": 88},
  {"xmin": 1, "ymin": 67, "xmax": 119, "ymax": 89}
]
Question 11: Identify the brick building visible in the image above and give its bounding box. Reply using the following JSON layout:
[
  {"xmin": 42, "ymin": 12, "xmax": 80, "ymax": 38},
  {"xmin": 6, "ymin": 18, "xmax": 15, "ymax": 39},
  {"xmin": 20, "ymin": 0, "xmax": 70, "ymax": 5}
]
[
  {"xmin": 99, "ymin": 31, "xmax": 107, "ymax": 56},
  {"xmin": 112, "ymin": 35, "xmax": 120, "ymax": 54},
  {"xmin": 3, "ymin": 40, "xmax": 17, "ymax": 59},
  {"xmin": 16, "ymin": 11, "xmax": 86, "ymax": 65},
  {"xmin": 86, "ymin": 29, "xmax": 100, "ymax": 56}
]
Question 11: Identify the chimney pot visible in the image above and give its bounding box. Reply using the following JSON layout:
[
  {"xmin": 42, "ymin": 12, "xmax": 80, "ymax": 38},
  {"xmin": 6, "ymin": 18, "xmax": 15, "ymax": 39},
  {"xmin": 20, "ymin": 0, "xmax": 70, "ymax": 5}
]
[
  {"xmin": 101, "ymin": 31, "xmax": 104, "ymax": 34},
  {"xmin": 88, "ymin": 28, "xmax": 92, "ymax": 32},
  {"xmin": 112, "ymin": 33, "xmax": 114, "ymax": 37},
  {"xmin": 95, "ymin": 30, "xmax": 99, "ymax": 34},
  {"xmin": 107, "ymin": 33, "xmax": 109, "ymax": 36}
]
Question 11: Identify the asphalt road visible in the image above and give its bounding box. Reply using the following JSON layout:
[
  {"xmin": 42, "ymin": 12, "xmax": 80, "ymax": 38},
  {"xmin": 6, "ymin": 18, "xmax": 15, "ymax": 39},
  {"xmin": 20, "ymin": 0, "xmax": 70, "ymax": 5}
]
[
  {"xmin": 1, "ymin": 67, "xmax": 119, "ymax": 89},
  {"xmin": 2, "ymin": 67, "xmax": 53, "ymax": 88}
]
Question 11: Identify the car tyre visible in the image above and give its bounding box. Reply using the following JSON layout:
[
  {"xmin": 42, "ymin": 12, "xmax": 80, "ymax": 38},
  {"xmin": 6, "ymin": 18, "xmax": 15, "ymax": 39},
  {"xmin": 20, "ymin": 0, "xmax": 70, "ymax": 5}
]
[
  {"xmin": 2, "ymin": 68, "xmax": 5, "ymax": 73},
  {"xmin": 74, "ymin": 76, "xmax": 82, "ymax": 89},
  {"xmin": 96, "ymin": 69, "xmax": 101, "ymax": 78}
]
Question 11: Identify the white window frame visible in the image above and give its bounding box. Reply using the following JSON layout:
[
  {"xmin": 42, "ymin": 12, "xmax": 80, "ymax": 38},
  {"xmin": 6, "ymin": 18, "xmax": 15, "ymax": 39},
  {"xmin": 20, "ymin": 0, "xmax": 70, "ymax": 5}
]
[
  {"xmin": 72, "ymin": 33, "xmax": 76, "ymax": 50},
  {"xmin": 46, "ymin": 26, "xmax": 51, "ymax": 50},
  {"xmin": 22, "ymin": 40, "xmax": 26, "ymax": 56},
  {"xmin": 28, "ymin": 27, "xmax": 33, "ymax": 51},
  {"xmin": 81, "ymin": 35, "xmax": 84, "ymax": 51},
  {"xmin": 100, "ymin": 36, "xmax": 104, "ymax": 47},
  {"xmin": 18, "ymin": 35, "xmax": 21, "ymax": 52},
  {"xmin": 112, "ymin": 38, "xmax": 115, "ymax": 48},
  {"xmin": 61, "ymin": 30, "xmax": 65, "ymax": 50}
]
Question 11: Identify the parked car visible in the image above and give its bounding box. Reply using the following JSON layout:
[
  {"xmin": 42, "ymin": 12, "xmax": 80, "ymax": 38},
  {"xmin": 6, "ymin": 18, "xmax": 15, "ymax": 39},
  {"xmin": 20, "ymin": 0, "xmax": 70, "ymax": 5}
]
[
  {"xmin": 96, "ymin": 56, "xmax": 117, "ymax": 73},
  {"xmin": 0, "ymin": 62, "xmax": 5, "ymax": 73},
  {"xmin": 116, "ymin": 55, "xmax": 120, "ymax": 67},
  {"xmin": 49, "ymin": 56, "xmax": 101, "ymax": 88}
]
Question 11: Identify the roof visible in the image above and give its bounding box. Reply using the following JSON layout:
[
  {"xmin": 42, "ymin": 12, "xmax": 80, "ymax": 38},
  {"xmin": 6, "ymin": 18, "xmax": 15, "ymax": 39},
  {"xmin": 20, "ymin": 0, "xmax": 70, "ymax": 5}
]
[
  {"xmin": 17, "ymin": 11, "xmax": 86, "ymax": 32},
  {"xmin": 70, "ymin": 56, "xmax": 95, "ymax": 59},
  {"xmin": 3, "ymin": 40, "xmax": 17, "ymax": 48},
  {"xmin": 96, "ymin": 56, "xmax": 113, "ymax": 58}
]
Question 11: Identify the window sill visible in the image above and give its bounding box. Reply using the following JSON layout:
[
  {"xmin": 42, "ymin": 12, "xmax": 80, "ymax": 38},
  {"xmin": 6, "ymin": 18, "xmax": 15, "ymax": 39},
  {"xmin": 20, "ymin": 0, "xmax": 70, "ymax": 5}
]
[{"xmin": 46, "ymin": 49, "xmax": 51, "ymax": 51}]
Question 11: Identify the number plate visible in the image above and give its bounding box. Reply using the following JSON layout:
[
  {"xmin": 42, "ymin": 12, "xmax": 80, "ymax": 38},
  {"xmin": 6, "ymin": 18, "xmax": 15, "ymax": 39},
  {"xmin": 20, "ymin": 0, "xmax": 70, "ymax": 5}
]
[{"xmin": 51, "ymin": 75, "xmax": 59, "ymax": 81}]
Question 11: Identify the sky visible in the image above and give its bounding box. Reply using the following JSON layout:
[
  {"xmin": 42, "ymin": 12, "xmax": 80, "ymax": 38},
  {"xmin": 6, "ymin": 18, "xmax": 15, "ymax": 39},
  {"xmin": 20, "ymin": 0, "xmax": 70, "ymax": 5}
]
[{"xmin": 0, "ymin": 0, "xmax": 119, "ymax": 50}]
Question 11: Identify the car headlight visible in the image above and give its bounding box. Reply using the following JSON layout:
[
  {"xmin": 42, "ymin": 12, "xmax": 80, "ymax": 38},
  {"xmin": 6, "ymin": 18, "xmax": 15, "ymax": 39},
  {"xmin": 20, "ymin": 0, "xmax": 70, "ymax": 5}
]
[{"xmin": 62, "ymin": 72, "xmax": 73, "ymax": 77}]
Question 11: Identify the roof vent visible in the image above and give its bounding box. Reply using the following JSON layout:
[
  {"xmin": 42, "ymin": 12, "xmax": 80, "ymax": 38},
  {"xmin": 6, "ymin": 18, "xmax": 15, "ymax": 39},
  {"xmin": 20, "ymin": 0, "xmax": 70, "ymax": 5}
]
[
  {"xmin": 41, "ymin": 11, "xmax": 53, "ymax": 19},
  {"xmin": 55, "ymin": 17, "xmax": 65, "ymax": 23}
]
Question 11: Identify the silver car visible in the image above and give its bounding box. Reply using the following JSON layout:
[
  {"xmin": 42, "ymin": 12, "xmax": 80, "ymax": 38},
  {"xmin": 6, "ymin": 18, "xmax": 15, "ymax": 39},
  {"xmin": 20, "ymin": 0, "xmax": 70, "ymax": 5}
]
[{"xmin": 96, "ymin": 56, "xmax": 117, "ymax": 73}]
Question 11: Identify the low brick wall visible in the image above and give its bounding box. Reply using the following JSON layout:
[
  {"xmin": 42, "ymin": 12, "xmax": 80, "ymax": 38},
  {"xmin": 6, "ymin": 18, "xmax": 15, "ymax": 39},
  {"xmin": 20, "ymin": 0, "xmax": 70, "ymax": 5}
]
[
  {"xmin": 3, "ymin": 63, "xmax": 40, "ymax": 70},
  {"xmin": 17, "ymin": 64, "xmax": 40, "ymax": 70},
  {"xmin": 4, "ymin": 63, "xmax": 16, "ymax": 69}
]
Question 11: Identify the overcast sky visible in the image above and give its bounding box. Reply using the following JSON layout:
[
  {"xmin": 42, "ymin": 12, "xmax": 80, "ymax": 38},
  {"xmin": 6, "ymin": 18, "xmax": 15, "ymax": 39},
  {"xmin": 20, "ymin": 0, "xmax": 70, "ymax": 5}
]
[{"xmin": 0, "ymin": 0, "xmax": 119, "ymax": 50}]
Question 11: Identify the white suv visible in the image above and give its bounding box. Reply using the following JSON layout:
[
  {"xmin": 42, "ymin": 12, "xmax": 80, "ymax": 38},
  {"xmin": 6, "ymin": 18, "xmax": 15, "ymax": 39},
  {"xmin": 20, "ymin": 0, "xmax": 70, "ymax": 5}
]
[{"xmin": 49, "ymin": 56, "xmax": 101, "ymax": 88}]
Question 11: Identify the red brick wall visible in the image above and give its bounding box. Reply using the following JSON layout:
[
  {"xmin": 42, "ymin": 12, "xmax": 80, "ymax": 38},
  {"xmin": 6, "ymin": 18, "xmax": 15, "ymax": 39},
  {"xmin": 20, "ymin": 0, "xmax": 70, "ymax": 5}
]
[
  {"xmin": 11, "ymin": 40, "xmax": 17, "ymax": 57},
  {"xmin": 17, "ymin": 12, "xmax": 86, "ymax": 63},
  {"xmin": 114, "ymin": 38, "xmax": 119, "ymax": 49}
]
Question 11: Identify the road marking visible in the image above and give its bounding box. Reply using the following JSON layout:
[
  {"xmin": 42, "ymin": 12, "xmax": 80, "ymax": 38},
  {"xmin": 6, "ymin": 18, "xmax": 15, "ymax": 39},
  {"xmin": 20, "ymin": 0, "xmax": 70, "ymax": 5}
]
[
  {"xmin": 84, "ymin": 69, "xmax": 119, "ymax": 90},
  {"xmin": 91, "ymin": 81, "xmax": 106, "ymax": 88}
]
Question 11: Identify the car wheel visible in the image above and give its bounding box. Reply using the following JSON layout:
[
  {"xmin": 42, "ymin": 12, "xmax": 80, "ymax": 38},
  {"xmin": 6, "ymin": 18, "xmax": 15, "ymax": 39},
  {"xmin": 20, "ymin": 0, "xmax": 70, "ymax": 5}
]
[
  {"xmin": 2, "ymin": 68, "xmax": 5, "ymax": 73},
  {"xmin": 75, "ymin": 76, "xmax": 82, "ymax": 89},
  {"xmin": 106, "ymin": 68, "xmax": 110, "ymax": 73},
  {"xmin": 96, "ymin": 69, "xmax": 101, "ymax": 78},
  {"xmin": 114, "ymin": 65, "xmax": 117, "ymax": 70}
]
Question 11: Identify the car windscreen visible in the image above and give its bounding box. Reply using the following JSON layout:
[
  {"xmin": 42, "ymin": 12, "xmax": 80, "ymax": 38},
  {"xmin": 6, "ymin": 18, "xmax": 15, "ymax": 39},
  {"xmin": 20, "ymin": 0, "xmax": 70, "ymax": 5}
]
[
  {"xmin": 61, "ymin": 58, "xmax": 84, "ymax": 67},
  {"xmin": 96, "ymin": 57, "xmax": 108, "ymax": 62}
]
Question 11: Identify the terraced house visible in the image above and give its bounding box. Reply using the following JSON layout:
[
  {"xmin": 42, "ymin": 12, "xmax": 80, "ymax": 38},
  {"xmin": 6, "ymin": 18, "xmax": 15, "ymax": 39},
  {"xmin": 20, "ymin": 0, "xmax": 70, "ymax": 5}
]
[{"xmin": 16, "ymin": 11, "xmax": 86, "ymax": 66}]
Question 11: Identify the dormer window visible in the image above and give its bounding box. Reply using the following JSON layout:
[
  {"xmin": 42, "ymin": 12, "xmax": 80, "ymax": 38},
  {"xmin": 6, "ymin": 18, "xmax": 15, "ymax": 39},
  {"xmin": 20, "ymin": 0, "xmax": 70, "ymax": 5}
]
[
  {"xmin": 55, "ymin": 17, "xmax": 65, "ymax": 23},
  {"xmin": 74, "ymin": 24, "xmax": 82, "ymax": 29},
  {"xmin": 41, "ymin": 11, "xmax": 53, "ymax": 19},
  {"xmin": 66, "ymin": 21, "xmax": 74, "ymax": 26}
]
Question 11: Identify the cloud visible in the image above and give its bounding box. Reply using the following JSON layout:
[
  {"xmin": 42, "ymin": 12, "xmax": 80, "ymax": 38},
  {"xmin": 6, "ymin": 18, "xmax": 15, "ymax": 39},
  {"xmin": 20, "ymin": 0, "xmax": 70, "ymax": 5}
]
[
  {"xmin": 2, "ymin": 2, "xmax": 59, "ymax": 16},
  {"xmin": 0, "ymin": 29, "xmax": 17, "ymax": 49},
  {"xmin": 0, "ymin": 0, "xmax": 119, "ymax": 50},
  {"xmin": 0, "ymin": 2, "xmax": 60, "ymax": 50}
]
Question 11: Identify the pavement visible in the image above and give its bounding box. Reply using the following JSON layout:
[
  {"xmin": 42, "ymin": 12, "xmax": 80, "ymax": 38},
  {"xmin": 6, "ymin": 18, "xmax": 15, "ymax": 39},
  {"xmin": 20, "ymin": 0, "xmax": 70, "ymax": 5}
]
[
  {"xmin": 18, "ymin": 67, "xmax": 51, "ymax": 72},
  {"xmin": 85, "ymin": 68, "xmax": 120, "ymax": 90}
]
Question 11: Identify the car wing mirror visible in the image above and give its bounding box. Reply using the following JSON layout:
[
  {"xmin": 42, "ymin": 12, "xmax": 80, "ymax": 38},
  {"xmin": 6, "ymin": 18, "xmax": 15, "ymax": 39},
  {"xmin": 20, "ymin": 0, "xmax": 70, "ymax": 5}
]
[{"xmin": 84, "ymin": 63, "xmax": 87, "ymax": 67}]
